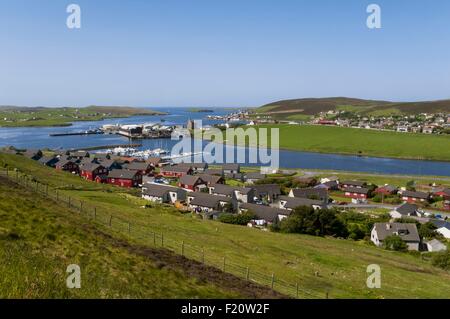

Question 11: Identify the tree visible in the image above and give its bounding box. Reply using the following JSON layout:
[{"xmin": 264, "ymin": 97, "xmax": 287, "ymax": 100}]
[
  {"xmin": 383, "ymin": 235, "xmax": 407, "ymax": 251},
  {"xmin": 219, "ymin": 212, "xmax": 255, "ymax": 225},
  {"xmin": 279, "ymin": 206, "xmax": 348, "ymax": 237}
]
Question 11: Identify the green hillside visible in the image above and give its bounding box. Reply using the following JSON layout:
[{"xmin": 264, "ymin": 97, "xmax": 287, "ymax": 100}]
[
  {"xmin": 1, "ymin": 152, "xmax": 450, "ymax": 298},
  {"xmin": 0, "ymin": 174, "xmax": 280, "ymax": 298},
  {"xmin": 255, "ymin": 97, "xmax": 450, "ymax": 119},
  {"xmin": 0, "ymin": 106, "xmax": 165, "ymax": 127}
]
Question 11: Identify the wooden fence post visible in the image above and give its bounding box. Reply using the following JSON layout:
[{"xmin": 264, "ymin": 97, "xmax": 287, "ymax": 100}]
[
  {"xmin": 68, "ymin": 197, "xmax": 71, "ymax": 207},
  {"xmin": 271, "ymin": 273, "xmax": 275, "ymax": 290},
  {"xmin": 296, "ymin": 282, "xmax": 299, "ymax": 298},
  {"xmin": 161, "ymin": 233, "xmax": 164, "ymax": 247},
  {"xmin": 202, "ymin": 248, "xmax": 205, "ymax": 264},
  {"xmin": 93, "ymin": 207, "xmax": 96, "ymax": 220},
  {"xmin": 181, "ymin": 241, "xmax": 185, "ymax": 256},
  {"xmin": 222, "ymin": 257, "xmax": 226, "ymax": 272},
  {"xmin": 108, "ymin": 215, "xmax": 112, "ymax": 227},
  {"xmin": 128, "ymin": 222, "xmax": 131, "ymax": 234},
  {"xmin": 80, "ymin": 201, "xmax": 83, "ymax": 212},
  {"xmin": 246, "ymin": 267, "xmax": 250, "ymax": 281}
]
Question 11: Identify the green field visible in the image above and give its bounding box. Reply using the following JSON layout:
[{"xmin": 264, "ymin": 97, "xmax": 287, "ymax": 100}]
[
  {"xmin": 215, "ymin": 124, "xmax": 450, "ymax": 161},
  {"xmin": 2, "ymin": 153, "xmax": 450, "ymax": 298},
  {"xmin": 0, "ymin": 106, "xmax": 165, "ymax": 127}
]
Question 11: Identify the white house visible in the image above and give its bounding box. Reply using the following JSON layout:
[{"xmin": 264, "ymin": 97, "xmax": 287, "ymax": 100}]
[
  {"xmin": 142, "ymin": 183, "xmax": 186, "ymax": 204},
  {"xmin": 389, "ymin": 203, "xmax": 422, "ymax": 219},
  {"xmin": 371, "ymin": 223, "xmax": 420, "ymax": 251},
  {"xmin": 426, "ymin": 239, "xmax": 447, "ymax": 252},
  {"xmin": 431, "ymin": 220, "xmax": 450, "ymax": 239}
]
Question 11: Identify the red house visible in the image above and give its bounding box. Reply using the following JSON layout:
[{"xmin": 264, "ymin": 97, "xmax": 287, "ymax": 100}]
[
  {"xmin": 178, "ymin": 175, "xmax": 207, "ymax": 191},
  {"xmin": 55, "ymin": 159, "xmax": 79, "ymax": 173},
  {"xmin": 123, "ymin": 161, "xmax": 153, "ymax": 175},
  {"xmin": 433, "ymin": 188, "xmax": 450, "ymax": 198},
  {"xmin": 400, "ymin": 190, "xmax": 430, "ymax": 203},
  {"xmin": 80, "ymin": 163, "xmax": 107, "ymax": 181},
  {"xmin": 374, "ymin": 185, "xmax": 398, "ymax": 196},
  {"xmin": 344, "ymin": 187, "xmax": 369, "ymax": 199},
  {"xmin": 160, "ymin": 164, "xmax": 192, "ymax": 178},
  {"xmin": 444, "ymin": 198, "xmax": 450, "ymax": 211},
  {"xmin": 107, "ymin": 169, "xmax": 142, "ymax": 188}
]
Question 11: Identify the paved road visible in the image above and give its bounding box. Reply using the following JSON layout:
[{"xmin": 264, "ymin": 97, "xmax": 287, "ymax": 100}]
[{"xmin": 330, "ymin": 203, "xmax": 450, "ymax": 219}]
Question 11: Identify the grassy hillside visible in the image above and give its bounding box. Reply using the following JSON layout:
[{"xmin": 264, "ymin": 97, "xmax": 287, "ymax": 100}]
[
  {"xmin": 255, "ymin": 97, "xmax": 450, "ymax": 119},
  {"xmin": 1, "ymin": 153, "xmax": 450, "ymax": 298},
  {"xmin": 0, "ymin": 106, "xmax": 165, "ymax": 127},
  {"xmin": 0, "ymin": 174, "xmax": 285, "ymax": 298},
  {"xmin": 214, "ymin": 124, "xmax": 450, "ymax": 161}
]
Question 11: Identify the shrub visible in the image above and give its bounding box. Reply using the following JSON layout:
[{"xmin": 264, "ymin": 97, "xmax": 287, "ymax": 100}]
[
  {"xmin": 219, "ymin": 212, "xmax": 255, "ymax": 225},
  {"xmin": 383, "ymin": 235, "xmax": 407, "ymax": 251},
  {"xmin": 431, "ymin": 251, "xmax": 450, "ymax": 271}
]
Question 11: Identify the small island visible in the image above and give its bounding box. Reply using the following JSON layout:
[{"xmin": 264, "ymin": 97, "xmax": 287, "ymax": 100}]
[
  {"xmin": 188, "ymin": 107, "xmax": 214, "ymax": 113},
  {"xmin": 0, "ymin": 105, "xmax": 167, "ymax": 127}
]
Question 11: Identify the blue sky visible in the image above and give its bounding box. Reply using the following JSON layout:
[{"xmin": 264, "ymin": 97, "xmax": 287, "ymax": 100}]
[{"xmin": 1, "ymin": 0, "xmax": 450, "ymax": 107}]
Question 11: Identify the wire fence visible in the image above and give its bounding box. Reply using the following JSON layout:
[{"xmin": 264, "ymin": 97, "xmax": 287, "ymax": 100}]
[{"xmin": 0, "ymin": 167, "xmax": 327, "ymax": 299}]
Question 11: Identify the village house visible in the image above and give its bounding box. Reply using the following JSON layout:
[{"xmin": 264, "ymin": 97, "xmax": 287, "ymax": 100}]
[
  {"xmin": 107, "ymin": 169, "xmax": 142, "ymax": 188},
  {"xmin": 196, "ymin": 174, "xmax": 225, "ymax": 186},
  {"xmin": 187, "ymin": 192, "xmax": 232, "ymax": 213},
  {"xmin": 315, "ymin": 180, "xmax": 339, "ymax": 191},
  {"xmin": 55, "ymin": 158, "xmax": 79, "ymax": 173},
  {"xmin": 389, "ymin": 203, "xmax": 422, "ymax": 219},
  {"xmin": 431, "ymin": 220, "xmax": 450, "ymax": 239},
  {"xmin": 279, "ymin": 196, "xmax": 325, "ymax": 211},
  {"xmin": 80, "ymin": 163, "xmax": 107, "ymax": 181},
  {"xmin": 222, "ymin": 163, "xmax": 240, "ymax": 174},
  {"xmin": 203, "ymin": 168, "xmax": 224, "ymax": 176},
  {"xmin": 23, "ymin": 149, "xmax": 43, "ymax": 161},
  {"xmin": 371, "ymin": 223, "xmax": 420, "ymax": 251},
  {"xmin": 239, "ymin": 203, "xmax": 291, "ymax": 226},
  {"xmin": 123, "ymin": 161, "xmax": 153, "ymax": 175},
  {"xmin": 142, "ymin": 183, "xmax": 186, "ymax": 204},
  {"xmin": 343, "ymin": 187, "xmax": 370, "ymax": 199},
  {"xmin": 146, "ymin": 157, "xmax": 164, "ymax": 168},
  {"xmin": 209, "ymin": 184, "xmax": 255, "ymax": 203},
  {"xmin": 288, "ymin": 187, "xmax": 328, "ymax": 203},
  {"xmin": 178, "ymin": 175, "xmax": 207, "ymax": 191},
  {"xmin": 159, "ymin": 164, "xmax": 193, "ymax": 178},
  {"xmin": 432, "ymin": 187, "xmax": 450, "ymax": 198},
  {"xmin": 374, "ymin": 185, "xmax": 398, "ymax": 196},
  {"xmin": 245, "ymin": 172, "xmax": 266, "ymax": 184},
  {"xmin": 38, "ymin": 156, "xmax": 59, "ymax": 167},
  {"xmin": 188, "ymin": 162, "xmax": 208, "ymax": 173},
  {"xmin": 78, "ymin": 157, "xmax": 99, "ymax": 166},
  {"xmin": 400, "ymin": 190, "xmax": 430, "ymax": 203},
  {"xmin": 252, "ymin": 184, "xmax": 282, "ymax": 203},
  {"xmin": 69, "ymin": 151, "xmax": 90, "ymax": 160},
  {"xmin": 340, "ymin": 180, "xmax": 366, "ymax": 189},
  {"xmin": 96, "ymin": 159, "xmax": 122, "ymax": 171}
]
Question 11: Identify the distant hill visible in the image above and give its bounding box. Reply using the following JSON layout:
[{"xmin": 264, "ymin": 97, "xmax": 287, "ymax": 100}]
[{"xmin": 255, "ymin": 97, "xmax": 450, "ymax": 119}]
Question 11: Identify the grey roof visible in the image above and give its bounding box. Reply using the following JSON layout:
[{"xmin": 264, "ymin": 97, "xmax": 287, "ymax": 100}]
[
  {"xmin": 179, "ymin": 175, "xmax": 204, "ymax": 185},
  {"xmin": 197, "ymin": 174, "xmax": 223, "ymax": 185},
  {"xmin": 344, "ymin": 187, "xmax": 370, "ymax": 195},
  {"xmin": 189, "ymin": 162, "xmax": 208, "ymax": 169},
  {"xmin": 224, "ymin": 172, "xmax": 244, "ymax": 180},
  {"xmin": 143, "ymin": 184, "xmax": 184, "ymax": 197},
  {"xmin": 426, "ymin": 239, "xmax": 447, "ymax": 251},
  {"xmin": 124, "ymin": 162, "xmax": 151, "ymax": 171},
  {"xmin": 161, "ymin": 165, "xmax": 192, "ymax": 173},
  {"xmin": 240, "ymin": 203, "xmax": 290, "ymax": 223},
  {"xmin": 395, "ymin": 203, "xmax": 419, "ymax": 216},
  {"xmin": 79, "ymin": 157, "xmax": 98, "ymax": 165},
  {"xmin": 222, "ymin": 163, "xmax": 240, "ymax": 171},
  {"xmin": 70, "ymin": 151, "xmax": 89, "ymax": 157},
  {"xmin": 80, "ymin": 163, "xmax": 103, "ymax": 172},
  {"xmin": 252, "ymin": 184, "xmax": 281, "ymax": 196},
  {"xmin": 189, "ymin": 192, "xmax": 231, "ymax": 208},
  {"xmin": 212, "ymin": 184, "xmax": 253, "ymax": 196},
  {"xmin": 38, "ymin": 156, "xmax": 58, "ymax": 165},
  {"xmin": 401, "ymin": 190, "xmax": 430, "ymax": 199},
  {"xmin": 108, "ymin": 169, "xmax": 139, "ymax": 179},
  {"xmin": 373, "ymin": 223, "xmax": 420, "ymax": 242},
  {"xmin": 23, "ymin": 149, "xmax": 42, "ymax": 158},
  {"xmin": 341, "ymin": 180, "xmax": 366, "ymax": 187},
  {"xmin": 279, "ymin": 196, "xmax": 325, "ymax": 210},
  {"xmin": 430, "ymin": 219, "xmax": 450, "ymax": 230},
  {"xmin": 97, "ymin": 159, "xmax": 120, "ymax": 169},
  {"xmin": 291, "ymin": 188, "xmax": 328, "ymax": 200},
  {"xmin": 56, "ymin": 158, "xmax": 76, "ymax": 167}
]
